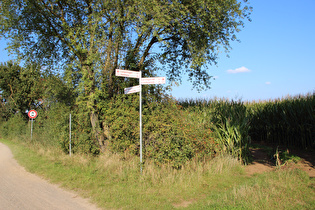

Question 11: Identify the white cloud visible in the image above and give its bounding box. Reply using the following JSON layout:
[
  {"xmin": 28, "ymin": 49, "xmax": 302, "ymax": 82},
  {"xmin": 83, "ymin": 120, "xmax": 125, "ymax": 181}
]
[
  {"xmin": 227, "ymin": 66, "xmax": 251, "ymax": 74},
  {"xmin": 265, "ymin": 81, "xmax": 271, "ymax": 85}
]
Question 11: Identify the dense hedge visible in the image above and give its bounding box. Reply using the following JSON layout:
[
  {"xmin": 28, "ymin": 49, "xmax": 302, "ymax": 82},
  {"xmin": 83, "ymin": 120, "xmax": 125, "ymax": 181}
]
[{"xmin": 103, "ymin": 94, "xmax": 215, "ymax": 168}]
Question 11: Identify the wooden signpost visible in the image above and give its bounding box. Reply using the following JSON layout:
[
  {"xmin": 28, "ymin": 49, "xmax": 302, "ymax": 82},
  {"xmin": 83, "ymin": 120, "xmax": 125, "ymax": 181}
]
[{"xmin": 115, "ymin": 69, "xmax": 166, "ymax": 172}]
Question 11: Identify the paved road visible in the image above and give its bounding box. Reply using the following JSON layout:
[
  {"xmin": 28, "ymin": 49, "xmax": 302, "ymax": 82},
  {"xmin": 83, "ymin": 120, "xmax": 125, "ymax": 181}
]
[{"xmin": 0, "ymin": 143, "xmax": 100, "ymax": 210}]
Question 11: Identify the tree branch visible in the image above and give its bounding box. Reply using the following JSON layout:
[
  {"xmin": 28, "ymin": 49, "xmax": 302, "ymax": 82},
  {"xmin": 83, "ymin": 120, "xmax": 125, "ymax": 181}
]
[{"xmin": 138, "ymin": 36, "xmax": 158, "ymax": 70}]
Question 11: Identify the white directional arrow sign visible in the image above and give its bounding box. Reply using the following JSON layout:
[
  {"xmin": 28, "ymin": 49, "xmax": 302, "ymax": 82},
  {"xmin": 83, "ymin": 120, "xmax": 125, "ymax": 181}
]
[
  {"xmin": 115, "ymin": 69, "xmax": 140, "ymax": 78},
  {"xmin": 124, "ymin": 85, "xmax": 140, "ymax": 94},
  {"xmin": 141, "ymin": 77, "xmax": 166, "ymax": 85}
]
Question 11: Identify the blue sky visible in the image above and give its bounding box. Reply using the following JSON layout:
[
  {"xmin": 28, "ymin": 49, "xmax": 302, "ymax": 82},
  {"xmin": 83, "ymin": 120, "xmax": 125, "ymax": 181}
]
[
  {"xmin": 171, "ymin": 0, "xmax": 315, "ymax": 101},
  {"xmin": 1, "ymin": 0, "xmax": 314, "ymax": 101}
]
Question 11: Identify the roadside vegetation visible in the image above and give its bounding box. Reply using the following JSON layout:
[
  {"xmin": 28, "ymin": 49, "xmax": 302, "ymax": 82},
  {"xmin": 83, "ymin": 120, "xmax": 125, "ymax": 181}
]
[
  {"xmin": 0, "ymin": 92, "xmax": 314, "ymax": 209},
  {"xmin": 1, "ymin": 137, "xmax": 314, "ymax": 209}
]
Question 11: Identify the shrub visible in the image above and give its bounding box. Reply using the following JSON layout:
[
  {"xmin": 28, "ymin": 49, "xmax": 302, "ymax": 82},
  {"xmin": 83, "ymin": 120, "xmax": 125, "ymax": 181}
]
[
  {"xmin": 103, "ymin": 94, "xmax": 216, "ymax": 168},
  {"xmin": 0, "ymin": 112, "xmax": 27, "ymax": 139}
]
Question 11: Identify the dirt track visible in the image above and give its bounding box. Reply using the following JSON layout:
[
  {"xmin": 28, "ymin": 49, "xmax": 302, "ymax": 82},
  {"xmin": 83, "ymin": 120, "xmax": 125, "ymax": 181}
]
[{"xmin": 0, "ymin": 143, "xmax": 100, "ymax": 210}]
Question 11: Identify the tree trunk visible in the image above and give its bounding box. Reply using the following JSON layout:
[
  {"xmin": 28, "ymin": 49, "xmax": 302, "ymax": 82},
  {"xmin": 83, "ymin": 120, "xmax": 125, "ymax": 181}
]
[
  {"xmin": 90, "ymin": 111, "xmax": 106, "ymax": 152},
  {"xmin": 83, "ymin": 63, "xmax": 106, "ymax": 152}
]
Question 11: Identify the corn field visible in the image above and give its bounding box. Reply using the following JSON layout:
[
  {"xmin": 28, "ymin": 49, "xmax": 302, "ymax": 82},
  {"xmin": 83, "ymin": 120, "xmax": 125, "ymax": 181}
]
[
  {"xmin": 179, "ymin": 98, "xmax": 251, "ymax": 164},
  {"xmin": 179, "ymin": 92, "xmax": 315, "ymax": 164},
  {"xmin": 248, "ymin": 92, "xmax": 315, "ymax": 150}
]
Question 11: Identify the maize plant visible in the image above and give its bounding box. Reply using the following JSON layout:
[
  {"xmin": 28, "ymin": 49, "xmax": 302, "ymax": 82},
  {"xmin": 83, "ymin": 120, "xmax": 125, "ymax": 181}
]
[
  {"xmin": 248, "ymin": 92, "xmax": 314, "ymax": 150},
  {"xmin": 211, "ymin": 100, "xmax": 251, "ymax": 164}
]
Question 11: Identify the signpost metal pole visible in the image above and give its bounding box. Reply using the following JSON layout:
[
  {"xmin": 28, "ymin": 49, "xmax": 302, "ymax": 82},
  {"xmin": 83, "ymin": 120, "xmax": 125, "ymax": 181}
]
[
  {"xmin": 69, "ymin": 113, "xmax": 72, "ymax": 157},
  {"xmin": 139, "ymin": 71, "xmax": 143, "ymax": 173},
  {"xmin": 31, "ymin": 118, "xmax": 33, "ymax": 140}
]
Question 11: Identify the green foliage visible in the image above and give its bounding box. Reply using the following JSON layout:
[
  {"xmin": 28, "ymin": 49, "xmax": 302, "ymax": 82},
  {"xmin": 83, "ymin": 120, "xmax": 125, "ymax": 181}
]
[
  {"xmin": 211, "ymin": 100, "xmax": 251, "ymax": 164},
  {"xmin": 279, "ymin": 150, "xmax": 301, "ymax": 164},
  {"xmin": 33, "ymin": 103, "xmax": 70, "ymax": 148},
  {"xmin": 103, "ymin": 94, "xmax": 215, "ymax": 168},
  {"xmin": 103, "ymin": 94, "xmax": 139, "ymax": 155},
  {"xmin": 180, "ymin": 98, "xmax": 251, "ymax": 164},
  {"xmin": 0, "ymin": 62, "xmax": 44, "ymax": 116},
  {"xmin": 0, "ymin": 0, "xmax": 252, "ymax": 91},
  {"xmin": 48, "ymin": 103, "xmax": 101, "ymax": 155},
  {"xmin": 67, "ymin": 107, "xmax": 100, "ymax": 155},
  {"xmin": 0, "ymin": 61, "xmax": 74, "ymax": 119},
  {"xmin": 142, "ymin": 98, "xmax": 215, "ymax": 168},
  {"xmin": 0, "ymin": 112, "xmax": 27, "ymax": 139},
  {"xmin": 0, "ymin": 0, "xmax": 252, "ymax": 150},
  {"xmin": 1, "ymin": 92, "xmax": 313, "ymax": 169},
  {"xmin": 248, "ymin": 93, "xmax": 315, "ymax": 150}
]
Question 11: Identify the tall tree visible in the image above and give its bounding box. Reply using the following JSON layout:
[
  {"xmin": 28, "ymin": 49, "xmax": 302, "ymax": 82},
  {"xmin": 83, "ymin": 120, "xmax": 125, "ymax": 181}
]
[
  {"xmin": 0, "ymin": 0, "xmax": 252, "ymax": 151},
  {"xmin": 0, "ymin": 62, "xmax": 44, "ymax": 117},
  {"xmin": 0, "ymin": 61, "xmax": 73, "ymax": 119}
]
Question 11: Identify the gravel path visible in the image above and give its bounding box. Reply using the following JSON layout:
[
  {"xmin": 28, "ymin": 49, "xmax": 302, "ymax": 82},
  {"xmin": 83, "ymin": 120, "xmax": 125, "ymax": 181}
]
[{"xmin": 0, "ymin": 143, "xmax": 100, "ymax": 210}]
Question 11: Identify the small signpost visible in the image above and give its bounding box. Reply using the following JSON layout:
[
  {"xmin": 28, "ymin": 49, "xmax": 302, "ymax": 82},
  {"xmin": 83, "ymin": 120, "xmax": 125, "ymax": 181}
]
[
  {"xmin": 115, "ymin": 69, "xmax": 141, "ymax": 78},
  {"xmin": 28, "ymin": 110, "xmax": 38, "ymax": 140},
  {"xmin": 28, "ymin": 110, "xmax": 38, "ymax": 119},
  {"xmin": 141, "ymin": 77, "xmax": 166, "ymax": 85},
  {"xmin": 115, "ymin": 69, "xmax": 166, "ymax": 172},
  {"xmin": 124, "ymin": 85, "xmax": 140, "ymax": 94}
]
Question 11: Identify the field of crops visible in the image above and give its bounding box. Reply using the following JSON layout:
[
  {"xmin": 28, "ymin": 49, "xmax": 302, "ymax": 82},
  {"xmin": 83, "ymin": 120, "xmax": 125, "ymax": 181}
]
[
  {"xmin": 179, "ymin": 92, "xmax": 315, "ymax": 162},
  {"xmin": 247, "ymin": 93, "xmax": 314, "ymax": 150}
]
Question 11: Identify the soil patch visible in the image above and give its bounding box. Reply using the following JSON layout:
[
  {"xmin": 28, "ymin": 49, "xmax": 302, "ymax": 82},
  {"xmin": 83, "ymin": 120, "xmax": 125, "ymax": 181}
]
[
  {"xmin": 245, "ymin": 148, "xmax": 275, "ymax": 176},
  {"xmin": 246, "ymin": 141, "xmax": 315, "ymax": 177}
]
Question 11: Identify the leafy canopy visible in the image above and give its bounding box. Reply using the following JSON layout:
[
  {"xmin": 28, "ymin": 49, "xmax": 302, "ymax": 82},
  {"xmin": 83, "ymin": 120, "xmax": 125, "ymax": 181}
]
[
  {"xmin": 0, "ymin": 62, "xmax": 43, "ymax": 115},
  {"xmin": 0, "ymin": 0, "xmax": 252, "ymax": 91},
  {"xmin": 0, "ymin": 62, "xmax": 74, "ymax": 117},
  {"xmin": 0, "ymin": 0, "xmax": 252, "ymax": 151}
]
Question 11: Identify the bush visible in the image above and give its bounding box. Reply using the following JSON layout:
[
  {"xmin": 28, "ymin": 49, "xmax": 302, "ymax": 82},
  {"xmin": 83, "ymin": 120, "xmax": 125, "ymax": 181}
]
[
  {"xmin": 0, "ymin": 112, "xmax": 27, "ymax": 139},
  {"xmin": 103, "ymin": 94, "xmax": 216, "ymax": 168}
]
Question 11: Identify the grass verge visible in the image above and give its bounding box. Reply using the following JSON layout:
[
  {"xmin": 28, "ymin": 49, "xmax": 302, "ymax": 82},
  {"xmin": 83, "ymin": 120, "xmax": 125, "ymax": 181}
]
[{"xmin": 1, "ymin": 138, "xmax": 314, "ymax": 209}]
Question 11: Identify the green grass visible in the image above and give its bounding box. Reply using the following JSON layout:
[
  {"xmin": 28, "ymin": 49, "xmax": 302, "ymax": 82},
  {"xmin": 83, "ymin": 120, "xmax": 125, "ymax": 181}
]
[{"xmin": 1, "ymin": 138, "xmax": 314, "ymax": 209}]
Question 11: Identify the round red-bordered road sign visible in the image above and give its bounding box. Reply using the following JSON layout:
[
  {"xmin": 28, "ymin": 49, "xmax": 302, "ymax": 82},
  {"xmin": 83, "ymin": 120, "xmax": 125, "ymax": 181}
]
[{"xmin": 28, "ymin": 110, "xmax": 38, "ymax": 119}]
